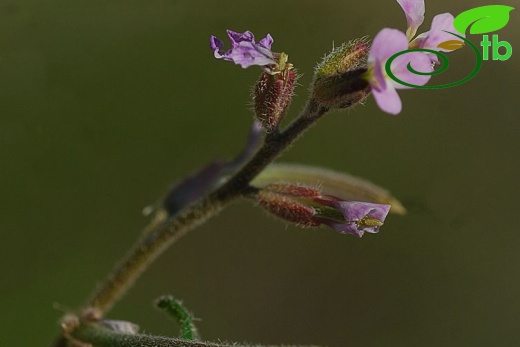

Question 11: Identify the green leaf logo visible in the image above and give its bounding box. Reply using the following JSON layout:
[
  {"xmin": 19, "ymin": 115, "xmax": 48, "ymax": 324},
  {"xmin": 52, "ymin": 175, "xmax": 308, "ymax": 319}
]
[{"xmin": 454, "ymin": 5, "xmax": 515, "ymax": 34}]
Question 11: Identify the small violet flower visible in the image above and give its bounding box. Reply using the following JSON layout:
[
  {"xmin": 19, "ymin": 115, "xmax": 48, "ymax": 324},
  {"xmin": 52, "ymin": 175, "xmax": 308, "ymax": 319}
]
[
  {"xmin": 366, "ymin": 0, "xmax": 464, "ymax": 115},
  {"xmin": 315, "ymin": 198, "xmax": 391, "ymax": 237},
  {"xmin": 256, "ymin": 183, "xmax": 391, "ymax": 237},
  {"xmin": 210, "ymin": 30, "xmax": 277, "ymax": 70},
  {"xmin": 366, "ymin": 28, "xmax": 432, "ymax": 115}
]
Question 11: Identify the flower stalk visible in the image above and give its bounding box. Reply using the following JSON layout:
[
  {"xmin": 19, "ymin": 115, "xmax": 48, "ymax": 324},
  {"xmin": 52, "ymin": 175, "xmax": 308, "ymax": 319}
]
[{"xmin": 83, "ymin": 98, "xmax": 328, "ymax": 316}]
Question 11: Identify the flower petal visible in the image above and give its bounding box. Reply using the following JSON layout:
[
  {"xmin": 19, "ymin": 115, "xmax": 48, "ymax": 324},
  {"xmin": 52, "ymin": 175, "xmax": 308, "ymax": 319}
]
[
  {"xmin": 372, "ymin": 57, "xmax": 387, "ymax": 92},
  {"xmin": 389, "ymin": 51, "xmax": 432, "ymax": 89},
  {"xmin": 227, "ymin": 30, "xmax": 255, "ymax": 46},
  {"xmin": 210, "ymin": 30, "xmax": 277, "ymax": 68},
  {"xmin": 225, "ymin": 41, "xmax": 276, "ymax": 68},
  {"xmin": 396, "ymin": 0, "xmax": 425, "ymax": 40},
  {"xmin": 258, "ymin": 34, "xmax": 274, "ymax": 50},
  {"xmin": 368, "ymin": 28, "xmax": 409, "ymax": 65},
  {"xmin": 210, "ymin": 35, "xmax": 225, "ymax": 58},
  {"xmin": 416, "ymin": 13, "xmax": 465, "ymax": 52},
  {"xmin": 372, "ymin": 82, "xmax": 402, "ymax": 115},
  {"xmin": 365, "ymin": 203, "xmax": 391, "ymax": 223},
  {"xmin": 324, "ymin": 221, "xmax": 364, "ymax": 237},
  {"xmin": 322, "ymin": 201, "xmax": 391, "ymax": 237},
  {"xmin": 367, "ymin": 29, "xmax": 409, "ymax": 115}
]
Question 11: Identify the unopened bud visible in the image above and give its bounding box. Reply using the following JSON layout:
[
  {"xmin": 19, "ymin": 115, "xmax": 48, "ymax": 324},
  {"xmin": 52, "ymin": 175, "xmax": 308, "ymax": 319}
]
[
  {"xmin": 312, "ymin": 38, "xmax": 371, "ymax": 109},
  {"xmin": 253, "ymin": 53, "xmax": 297, "ymax": 131},
  {"xmin": 263, "ymin": 183, "xmax": 321, "ymax": 198},
  {"xmin": 257, "ymin": 189, "xmax": 319, "ymax": 227}
]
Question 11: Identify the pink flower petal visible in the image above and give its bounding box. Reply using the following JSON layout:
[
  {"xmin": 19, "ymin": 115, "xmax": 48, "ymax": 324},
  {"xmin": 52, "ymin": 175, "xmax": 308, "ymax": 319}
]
[
  {"xmin": 396, "ymin": 0, "xmax": 425, "ymax": 40},
  {"xmin": 389, "ymin": 52, "xmax": 432, "ymax": 89},
  {"xmin": 368, "ymin": 28, "xmax": 409, "ymax": 65},
  {"xmin": 415, "ymin": 13, "xmax": 464, "ymax": 51},
  {"xmin": 368, "ymin": 28, "xmax": 432, "ymax": 115},
  {"xmin": 372, "ymin": 81, "xmax": 402, "ymax": 115},
  {"xmin": 374, "ymin": 60, "xmax": 387, "ymax": 94}
]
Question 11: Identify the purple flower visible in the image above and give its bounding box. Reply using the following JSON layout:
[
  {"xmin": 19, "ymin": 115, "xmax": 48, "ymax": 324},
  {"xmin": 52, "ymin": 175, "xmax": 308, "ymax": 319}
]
[
  {"xmin": 412, "ymin": 13, "xmax": 462, "ymax": 55},
  {"xmin": 365, "ymin": 0, "xmax": 465, "ymax": 115},
  {"xmin": 314, "ymin": 197, "xmax": 391, "ymax": 237},
  {"xmin": 210, "ymin": 30, "xmax": 277, "ymax": 69},
  {"xmin": 366, "ymin": 28, "xmax": 432, "ymax": 115},
  {"xmin": 396, "ymin": 0, "xmax": 464, "ymax": 51},
  {"xmin": 256, "ymin": 183, "xmax": 391, "ymax": 237}
]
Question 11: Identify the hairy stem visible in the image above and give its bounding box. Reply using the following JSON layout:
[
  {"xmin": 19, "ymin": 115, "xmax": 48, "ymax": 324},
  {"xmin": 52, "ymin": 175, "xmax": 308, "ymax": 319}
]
[
  {"xmin": 71, "ymin": 322, "xmax": 319, "ymax": 347},
  {"xmin": 87, "ymin": 197, "xmax": 224, "ymax": 312}
]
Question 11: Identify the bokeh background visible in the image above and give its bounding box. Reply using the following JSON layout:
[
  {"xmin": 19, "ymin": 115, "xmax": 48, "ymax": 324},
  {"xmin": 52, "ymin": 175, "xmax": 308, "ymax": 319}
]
[{"xmin": 1, "ymin": 1, "xmax": 519, "ymax": 346}]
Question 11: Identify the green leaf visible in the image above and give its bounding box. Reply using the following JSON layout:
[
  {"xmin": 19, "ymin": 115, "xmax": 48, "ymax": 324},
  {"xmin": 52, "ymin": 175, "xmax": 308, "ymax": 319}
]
[{"xmin": 454, "ymin": 5, "xmax": 515, "ymax": 34}]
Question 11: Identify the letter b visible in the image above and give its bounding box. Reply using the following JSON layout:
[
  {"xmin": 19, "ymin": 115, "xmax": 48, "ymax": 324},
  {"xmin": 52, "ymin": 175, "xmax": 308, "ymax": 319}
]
[{"xmin": 492, "ymin": 34, "xmax": 512, "ymax": 61}]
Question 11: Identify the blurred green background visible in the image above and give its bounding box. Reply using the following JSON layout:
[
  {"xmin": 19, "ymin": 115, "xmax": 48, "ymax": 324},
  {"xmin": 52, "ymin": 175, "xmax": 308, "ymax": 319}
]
[{"xmin": 1, "ymin": 1, "xmax": 519, "ymax": 346}]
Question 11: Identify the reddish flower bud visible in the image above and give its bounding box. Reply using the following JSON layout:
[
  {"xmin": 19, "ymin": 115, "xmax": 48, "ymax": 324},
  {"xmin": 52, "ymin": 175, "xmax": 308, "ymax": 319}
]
[
  {"xmin": 253, "ymin": 53, "xmax": 297, "ymax": 132},
  {"xmin": 257, "ymin": 190, "xmax": 320, "ymax": 227},
  {"xmin": 263, "ymin": 183, "xmax": 322, "ymax": 198}
]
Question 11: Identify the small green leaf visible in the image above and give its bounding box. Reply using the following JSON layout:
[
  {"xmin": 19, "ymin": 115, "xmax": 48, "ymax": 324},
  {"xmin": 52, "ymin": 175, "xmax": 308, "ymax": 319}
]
[
  {"xmin": 156, "ymin": 296, "xmax": 200, "ymax": 341},
  {"xmin": 437, "ymin": 40, "xmax": 465, "ymax": 51},
  {"xmin": 454, "ymin": 5, "xmax": 515, "ymax": 34}
]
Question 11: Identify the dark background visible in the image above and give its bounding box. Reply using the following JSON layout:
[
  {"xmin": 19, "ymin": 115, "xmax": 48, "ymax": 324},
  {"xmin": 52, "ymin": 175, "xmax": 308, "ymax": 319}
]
[{"xmin": 1, "ymin": 1, "xmax": 519, "ymax": 346}]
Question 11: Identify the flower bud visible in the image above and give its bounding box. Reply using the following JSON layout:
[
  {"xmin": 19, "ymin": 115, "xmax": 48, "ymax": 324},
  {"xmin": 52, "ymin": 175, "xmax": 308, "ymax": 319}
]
[
  {"xmin": 257, "ymin": 190, "xmax": 320, "ymax": 227},
  {"xmin": 312, "ymin": 38, "xmax": 371, "ymax": 109},
  {"xmin": 253, "ymin": 53, "xmax": 297, "ymax": 132},
  {"xmin": 256, "ymin": 183, "xmax": 391, "ymax": 237},
  {"xmin": 262, "ymin": 183, "xmax": 322, "ymax": 198}
]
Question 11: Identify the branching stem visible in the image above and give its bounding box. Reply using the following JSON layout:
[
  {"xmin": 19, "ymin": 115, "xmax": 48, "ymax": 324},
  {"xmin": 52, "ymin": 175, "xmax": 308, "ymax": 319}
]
[
  {"xmin": 86, "ymin": 99, "xmax": 328, "ymax": 314},
  {"xmin": 54, "ymin": 99, "xmax": 329, "ymax": 347}
]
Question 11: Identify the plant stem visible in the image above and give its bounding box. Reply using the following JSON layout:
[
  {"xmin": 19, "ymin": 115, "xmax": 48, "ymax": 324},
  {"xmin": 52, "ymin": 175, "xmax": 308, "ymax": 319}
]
[
  {"xmin": 86, "ymin": 98, "xmax": 328, "ymax": 314},
  {"xmin": 71, "ymin": 322, "xmax": 320, "ymax": 347},
  {"xmin": 87, "ymin": 197, "xmax": 224, "ymax": 312}
]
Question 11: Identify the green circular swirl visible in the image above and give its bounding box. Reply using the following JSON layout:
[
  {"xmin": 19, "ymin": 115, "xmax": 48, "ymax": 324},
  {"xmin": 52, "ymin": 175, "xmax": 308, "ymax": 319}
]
[{"xmin": 385, "ymin": 31, "xmax": 482, "ymax": 89}]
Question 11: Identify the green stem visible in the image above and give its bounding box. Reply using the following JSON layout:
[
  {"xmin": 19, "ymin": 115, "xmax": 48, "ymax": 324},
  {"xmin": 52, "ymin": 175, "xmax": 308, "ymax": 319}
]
[{"xmin": 87, "ymin": 197, "xmax": 224, "ymax": 312}]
